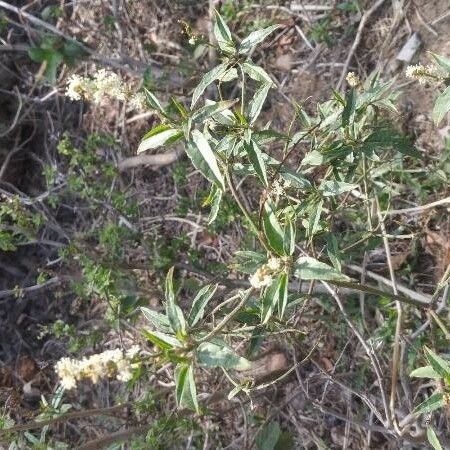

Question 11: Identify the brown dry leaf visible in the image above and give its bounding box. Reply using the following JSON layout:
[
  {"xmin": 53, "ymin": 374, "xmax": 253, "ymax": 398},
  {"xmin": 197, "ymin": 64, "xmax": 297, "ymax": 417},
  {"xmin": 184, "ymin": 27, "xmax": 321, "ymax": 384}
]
[
  {"xmin": 275, "ymin": 53, "xmax": 293, "ymax": 71},
  {"xmin": 17, "ymin": 356, "xmax": 38, "ymax": 382}
]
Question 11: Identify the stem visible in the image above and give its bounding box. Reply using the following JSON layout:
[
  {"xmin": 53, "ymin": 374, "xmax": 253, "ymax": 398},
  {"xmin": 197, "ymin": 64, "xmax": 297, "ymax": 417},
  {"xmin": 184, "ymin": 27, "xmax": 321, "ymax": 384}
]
[{"xmin": 224, "ymin": 165, "xmax": 270, "ymax": 252}]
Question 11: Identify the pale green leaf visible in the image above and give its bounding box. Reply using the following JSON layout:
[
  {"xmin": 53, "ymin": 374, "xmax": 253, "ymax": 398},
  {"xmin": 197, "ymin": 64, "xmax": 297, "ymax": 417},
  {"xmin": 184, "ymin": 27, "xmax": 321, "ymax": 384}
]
[
  {"xmin": 239, "ymin": 25, "xmax": 280, "ymax": 54},
  {"xmin": 191, "ymin": 62, "xmax": 229, "ymax": 109},
  {"xmin": 247, "ymin": 83, "xmax": 271, "ymax": 124},
  {"xmin": 188, "ymin": 284, "xmax": 217, "ymax": 327},
  {"xmin": 410, "ymin": 365, "xmax": 441, "ymax": 379},
  {"xmin": 433, "ymin": 86, "xmax": 450, "ymax": 126},
  {"xmin": 143, "ymin": 329, "xmax": 182, "ymax": 349},
  {"xmin": 430, "ymin": 52, "xmax": 450, "ymax": 73},
  {"xmin": 262, "ymin": 201, "xmax": 285, "ymax": 255},
  {"xmin": 140, "ymin": 307, "xmax": 171, "ymax": 333},
  {"xmin": 424, "ymin": 347, "xmax": 450, "ymax": 380},
  {"xmin": 242, "ymin": 61, "xmax": 273, "ymax": 84},
  {"xmin": 427, "ymin": 427, "xmax": 443, "ymax": 450},
  {"xmin": 196, "ymin": 342, "xmax": 251, "ymax": 370},
  {"xmin": 214, "ymin": 11, "xmax": 235, "ymax": 54},
  {"xmin": 414, "ymin": 393, "xmax": 445, "ymax": 415},
  {"xmin": 294, "ymin": 256, "xmax": 350, "ymax": 282},
  {"xmin": 245, "ymin": 140, "xmax": 268, "ymax": 186},
  {"xmin": 191, "ymin": 99, "xmax": 238, "ymax": 123},
  {"xmin": 319, "ymin": 180, "xmax": 358, "ymax": 196},
  {"xmin": 255, "ymin": 421, "xmax": 281, "ymax": 450},
  {"xmin": 175, "ymin": 363, "xmax": 199, "ymax": 412},
  {"xmin": 165, "ymin": 267, "xmax": 186, "ymax": 337},
  {"xmin": 137, "ymin": 126, "xmax": 181, "ymax": 154}
]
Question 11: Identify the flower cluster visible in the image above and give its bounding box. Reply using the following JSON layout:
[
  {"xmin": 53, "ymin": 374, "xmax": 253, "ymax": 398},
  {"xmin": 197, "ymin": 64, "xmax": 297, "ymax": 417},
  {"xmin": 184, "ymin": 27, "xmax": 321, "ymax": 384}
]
[
  {"xmin": 346, "ymin": 72, "xmax": 360, "ymax": 88},
  {"xmin": 65, "ymin": 70, "xmax": 146, "ymax": 109},
  {"xmin": 271, "ymin": 178, "xmax": 291, "ymax": 197},
  {"xmin": 249, "ymin": 257, "xmax": 290, "ymax": 289},
  {"xmin": 55, "ymin": 346, "xmax": 140, "ymax": 390},
  {"xmin": 405, "ymin": 64, "xmax": 440, "ymax": 85}
]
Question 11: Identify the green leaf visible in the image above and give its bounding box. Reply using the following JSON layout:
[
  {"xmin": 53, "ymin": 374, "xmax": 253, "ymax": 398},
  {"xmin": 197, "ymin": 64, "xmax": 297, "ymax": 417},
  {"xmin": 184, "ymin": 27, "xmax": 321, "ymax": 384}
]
[
  {"xmin": 186, "ymin": 130, "xmax": 225, "ymax": 190},
  {"xmin": 143, "ymin": 329, "xmax": 182, "ymax": 350},
  {"xmin": 294, "ymin": 256, "xmax": 350, "ymax": 282},
  {"xmin": 424, "ymin": 347, "xmax": 450, "ymax": 380},
  {"xmin": 165, "ymin": 267, "xmax": 186, "ymax": 337},
  {"xmin": 433, "ymin": 86, "xmax": 450, "ymax": 126},
  {"xmin": 414, "ymin": 392, "xmax": 445, "ymax": 415},
  {"xmin": 279, "ymin": 169, "xmax": 311, "ymax": 190},
  {"xmin": 191, "ymin": 99, "xmax": 238, "ymax": 123},
  {"xmin": 305, "ymin": 198, "xmax": 323, "ymax": 239},
  {"xmin": 175, "ymin": 363, "xmax": 199, "ymax": 412},
  {"xmin": 255, "ymin": 421, "xmax": 281, "ymax": 450},
  {"xmin": 342, "ymin": 87, "xmax": 356, "ymax": 127},
  {"xmin": 140, "ymin": 307, "xmax": 171, "ymax": 333},
  {"xmin": 262, "ymin": 201, "xmax": 285, "ymax": 255},
  {"xmin": 245, "ymin": 140, "xmax": 268, "ymax": 186},
  {"xmin": 188, "ymin": 284, "xmax": 217, "ymax": 327},
  {"xmin": 319, "ymin": 180, "xmax": 358, "ymax": 196},
  {"xmin": 283, "ymin": 218, "xmax": 296, "ymax": 256},
  {"xmin": 144, "ymin": 89, "xmax": 166, "ymax": 115},
  {"xmin": 213, "ymin": 11, "xmax": 235, "ymax": 55},
  {"xmin": 262, "ymin": 275, "xmax": 279, "ymax": 324},
  {"xmin": 196, "ymin": 342, "xmax": 251, "ymax": 370},
  {"xmin": 191, "ymin": 62, "xmax": 229, "ymax": 109},
  {"xmin": 362, "ymin": 128, "xmax": 419, "ymax": 158},
  {"xmin": 232, "ymin": 251, "xmax": 267, "ymax": 274},
  {"xmin": 207, "ymin": 186, "xmax": 223, "ymax": 224},
  {"xmin": 410, "ymin": 365, "xmax": 441, "ymax": 379},
  {"xmin": 326, "ymin": 233, "xmax": 341, "ymax": 272},
  {"xmin": 239, "ymin": 25, "xmax": 280, "ymax": 54},
  {"xmin": 430, "ymin": 52, "xmax": 450, "ymax": 73},
  {"xmin": 427, "ymin": 427, "xmax": 443, "ymax": 450},
  {"xmin": 247, "ymin": 83, "xmax": 271, "ymax": 124},
  {"xmin": 241, "ymin": 61, "xmax": 273, "ymax": 84},
  {"xmin": 28, "ymin": 47, "xmax": 63, "ymax": 84},
  {"xmin": 137, "ymin": 125, "xmax": 181, "ymax": 153}
]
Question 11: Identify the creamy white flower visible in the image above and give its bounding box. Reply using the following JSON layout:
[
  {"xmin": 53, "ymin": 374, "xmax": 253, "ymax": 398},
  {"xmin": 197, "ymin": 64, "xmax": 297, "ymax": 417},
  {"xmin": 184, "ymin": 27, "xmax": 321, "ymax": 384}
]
[
  {"xmin": 249, "ymin": 268, "xmax": 272, "ymax": 289},
  {"xmin": 346, "ymin": 72, "xmax": 360, "ymax": 88},
  {"xmin": 405, "ymin": 64, "xmax": 439, "ymax": 84},
  {"xmin": 65, "ymin": 74, "xmax": 85, "ymax": 101},
  {"xmin": 129, "ymin": 92, "xmax": 146, "ymax": 110},
  {"xmin": 55, "ymin": 346, "xmax": 140, "ymax": 389},
  {"xmin": 267, "ymin": 257, "xmax": 283, "ymax": 271}
]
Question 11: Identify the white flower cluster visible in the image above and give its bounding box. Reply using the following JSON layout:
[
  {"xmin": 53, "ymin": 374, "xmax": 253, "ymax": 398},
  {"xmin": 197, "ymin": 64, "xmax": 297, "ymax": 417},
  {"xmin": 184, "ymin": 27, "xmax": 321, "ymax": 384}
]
[
  {"xmin": 65, "ymin": 70, "xmax": 146, "ymax": 109},
  {"xmin": 249, "ymin": 257, "xmax": 290, "ymax": 289},
  {"xmin": 55, "ymin": 345, "xmax": 140, "ymax": 390},
  {"xmin": 346, "ymin": 72, "xmax": 360, "ymax": 88},
  {"xmin": 272, "ymin": 178, "xmax": 291, "ymax": 197},
  {"xmin": 405, "ymin": 64, "xmax": 440, "ymax": 85}
]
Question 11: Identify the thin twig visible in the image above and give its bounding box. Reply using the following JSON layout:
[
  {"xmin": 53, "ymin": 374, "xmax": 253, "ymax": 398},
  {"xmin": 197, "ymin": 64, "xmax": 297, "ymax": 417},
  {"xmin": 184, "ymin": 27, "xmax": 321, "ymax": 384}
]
[{"xmin": 383, "ymin": 197, "xmax": 450, "ymax": 215}]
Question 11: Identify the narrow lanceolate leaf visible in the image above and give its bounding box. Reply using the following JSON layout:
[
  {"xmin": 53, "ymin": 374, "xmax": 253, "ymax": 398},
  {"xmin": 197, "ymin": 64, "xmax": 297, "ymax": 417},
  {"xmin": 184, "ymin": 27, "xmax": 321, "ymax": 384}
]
[
  {"xmin": 294, "ymin": 257, "xmax": 350, "ymax": 282},
  {"xmin": 283, "ymin": 218, "xmax": 296, "ymax": 256},
  {"xmin": 262, "ymin": 201, "xmax": 285, "ymax": 255},
  {"xmin": 241, "ymin": 61, "xmax": 273, "ymax": 85},
  {"xmin": 175, "ymin": 363, "xmax": 199, "ymax": 413},
  {"xmin": 186, "ymin": 130, "xmax": 225, "ymax": 189},
  {"xmin": 239, "ymin": 25, "xmax": 280, "ymax": 54},
  {"xmin": 165, "ymin": 267, "xmax": 186, "ymax": 337},
  {"xmin": 191, "ymin": 99, "xmax": 238, "ymax": 124},
  {"xmin": 141, "ymin": 307, "xmax": 171, "ymax": 333},
  {"xmin": 326, "ymin": 233, "xmax": 341, "ymax": 272},
  {"xmin": 410, "ymin": 365, "xmax": 441, "ymax": 379},
  {"xmin": 342, "ymin": 88, "xmax": 356, "ymax": 127},
  {"xmin": 424, "ymin": 347, "xmax": 450, "ymax": 380},
  {"xmin": 277, "ymin": 272, "xmax": 288, "ymax": 319},
  {"xmin": 413, "ymin": 392, "xmax": 445, "ymax": 415},
  {"xmin": 319, "ymin": 180, "xmax": 358, "ymax": 196},
  {"xmin": 144, "ymin": 89, "xmax": 166, "ymax": 115},
  {"xmin": 262, "ymin": 272, "xmax": 288, "ymax": 323},
  {"xmin": 191, "ymin": 62, "xmax": 229, "ymax": 109},
  {"xmin": 196, "ymin": 342, "xmax": 251, "ymax": 370},
  {"xmin": 137, "ymin": 125, "xmax": 181, "ymax": 154},
  {"xmin": 244, "ymin": 140, "xmax": 268, "ymax": 186},
  {"xmin": 207, "ymin": 187, "xmax": 222, "ymax": 224},
  {"xmin": 143, "ymin": 329, "xmax": 182, "ymax": 350},
  {"xmin": 427, "ymin": 427, "xmax": 443, "ymax": 450},
  {"xmin": 188, "ymin": 284, "xmax": 218, "ymax": 327},
  {"xmin": 432, "ymin": 86, "xmax": 450, "ymax": 126},
  {"xmin": 213, "ymin": 11, "xmax": 235, "ymax": 55},
  {"xmin": 247, "ymin": 83, "xmax": 271, "ymax": 124}
]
